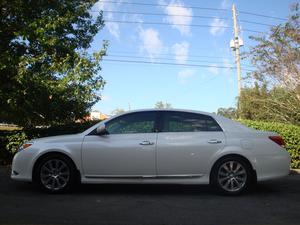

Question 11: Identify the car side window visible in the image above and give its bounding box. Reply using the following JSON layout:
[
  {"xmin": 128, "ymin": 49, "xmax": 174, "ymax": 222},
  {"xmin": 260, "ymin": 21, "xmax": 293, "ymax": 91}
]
[
  {"xmin": 162, "ymin": 112, "xmax": 222, "ymax": 132},
  {"xmin": 106, "ymin": 112, "xmax": 156, "ymax": 134}
]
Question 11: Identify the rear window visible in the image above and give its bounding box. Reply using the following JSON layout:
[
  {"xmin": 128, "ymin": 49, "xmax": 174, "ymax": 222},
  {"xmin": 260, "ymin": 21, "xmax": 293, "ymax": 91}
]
[{"xmin": 162, "ymin": 111, "xmax": 222, "ymax": 132}]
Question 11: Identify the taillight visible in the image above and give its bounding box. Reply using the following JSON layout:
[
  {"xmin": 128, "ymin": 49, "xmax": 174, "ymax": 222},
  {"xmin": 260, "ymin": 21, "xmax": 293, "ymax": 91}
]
[{"xmin": 269, "ymin": 136, "xmax": 285, "ymax": 146}]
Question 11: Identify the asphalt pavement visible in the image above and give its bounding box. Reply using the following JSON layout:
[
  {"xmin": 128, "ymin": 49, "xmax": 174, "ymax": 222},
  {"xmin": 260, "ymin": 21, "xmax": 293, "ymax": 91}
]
[{"xmin": 0, "ymin": 166, "xmax": 299, "ymax": 225}]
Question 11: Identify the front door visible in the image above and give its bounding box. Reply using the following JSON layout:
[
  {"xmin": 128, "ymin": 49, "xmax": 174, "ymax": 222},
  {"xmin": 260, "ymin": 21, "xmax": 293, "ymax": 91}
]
[{"xmin": 82, "ymin": 111, "xmax": 158, "ymax": 177}]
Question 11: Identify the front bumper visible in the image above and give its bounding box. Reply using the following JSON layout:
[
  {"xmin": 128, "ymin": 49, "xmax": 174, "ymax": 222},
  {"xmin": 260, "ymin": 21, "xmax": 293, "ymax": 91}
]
[{"xmin": 11, "ymin": 150, "xmax": 34, "ymax": 182}]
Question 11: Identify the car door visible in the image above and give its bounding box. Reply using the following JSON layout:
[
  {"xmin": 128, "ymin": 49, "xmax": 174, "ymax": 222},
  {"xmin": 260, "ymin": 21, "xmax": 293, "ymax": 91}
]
[
  {"xmin": 82, "ymin": 111, "xmax": 158, "ymax": 177},
  {"xmin": 156, "ymin": 111, "xmax": 225, "ymax": 177}
]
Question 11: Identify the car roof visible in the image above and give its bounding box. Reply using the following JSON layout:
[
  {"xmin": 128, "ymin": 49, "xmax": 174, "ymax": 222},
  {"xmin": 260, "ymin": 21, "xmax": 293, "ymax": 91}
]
[
  {"xmin": 117, "ymin": 108, "xmax": 215, "ymax": 116},
  {"xmin": 82, "ymin": 108, "xmax": 254, "ymax": 135}
]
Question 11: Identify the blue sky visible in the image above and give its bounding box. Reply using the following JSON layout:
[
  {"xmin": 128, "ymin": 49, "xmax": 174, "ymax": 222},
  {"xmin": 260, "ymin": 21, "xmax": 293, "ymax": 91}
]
[{"xmin": 90, "ymin": 0, "xmax": 295, "ymax": 115}]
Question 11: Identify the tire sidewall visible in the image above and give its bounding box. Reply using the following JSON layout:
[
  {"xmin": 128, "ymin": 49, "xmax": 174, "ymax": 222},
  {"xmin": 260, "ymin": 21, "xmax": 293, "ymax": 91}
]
[
  {"xmin": 211, "ymin": 156, "xmax": 253, "ymax": 196},
  {"xmin": 34, "ymin": 154, "xmax": 76, "ymax": 193}
]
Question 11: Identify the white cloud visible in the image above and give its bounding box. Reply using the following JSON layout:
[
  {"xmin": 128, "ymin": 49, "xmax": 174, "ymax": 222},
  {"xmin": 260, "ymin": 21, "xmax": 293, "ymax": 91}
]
[
  {"xmin": 210, "ymin": 18, "xmax": 227, "ymax": 36},
  {"xmin": 207, "ymin": 64, "xmax": 220, "ymax": 75},
  {"xmin": 139, "ymin": 28, "xmax": 164, "ymax": 60},
  {"xmin": 93, "ymin": 0, "xmax": 121, "ymax": 39},
  {"xmin": 161, "ymin": 0, "xmax": 193, "ymax": 35},
  {"xmin": 207, "ymin": 57, "xmax": 234, "ymax": 76},
  {"xmin": 222, "ymin": 58, "xmax": 233, "ymax": 73},
  {"xmin": 172, "ymin": 41, "xmax": 189, "ymax": 64},
  {"xmin": 106, "ymin": 13, "xmax": 120, "ymax": 40},
  {"xmin": 101, "ymin": 95, "xmax": 110, "ymax": 101},
  {"xmin": 222, "ymin": 57, "xmax": 235, "ymax": 83},
  {"xmin": 221, "ymin": 0, "xmax": 231, "ymax": 9},
  {"xmin": 178, "ymin": 69, "xmax": 195, "ymax": 84}
]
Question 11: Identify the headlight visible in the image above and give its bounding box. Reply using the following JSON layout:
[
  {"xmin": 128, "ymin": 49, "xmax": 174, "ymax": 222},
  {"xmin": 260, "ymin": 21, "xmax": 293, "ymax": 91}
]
[{"xmin": 18, "ymin": 142, "xmax": 33, "ymax": 152}]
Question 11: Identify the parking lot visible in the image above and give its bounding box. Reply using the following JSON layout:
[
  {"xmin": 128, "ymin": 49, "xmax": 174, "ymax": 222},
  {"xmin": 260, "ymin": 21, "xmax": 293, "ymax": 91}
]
[{"xmin": 0, "ymin": 166, "xmax": 299, "ymax": 225}]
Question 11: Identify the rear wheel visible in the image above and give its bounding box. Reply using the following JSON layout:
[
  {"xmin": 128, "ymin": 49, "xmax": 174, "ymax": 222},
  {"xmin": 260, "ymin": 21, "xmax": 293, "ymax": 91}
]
[
  {"xmin": 34, "ymin": 154, "xmax": 76, "ymax": 193},
  {"xmin": 211, "ymin": 156, "xmax": 253, "ymax": 195}
]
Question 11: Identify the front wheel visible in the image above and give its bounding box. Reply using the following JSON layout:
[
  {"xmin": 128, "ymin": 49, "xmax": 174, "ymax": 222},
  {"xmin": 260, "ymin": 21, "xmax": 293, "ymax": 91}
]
[
  {"xmin": 210, "ymin": 157, "xmax": 253, "ymax": 195},
  {"xmin": 34, "ymin": 154, "xmax": 76, "ymax": 193}
]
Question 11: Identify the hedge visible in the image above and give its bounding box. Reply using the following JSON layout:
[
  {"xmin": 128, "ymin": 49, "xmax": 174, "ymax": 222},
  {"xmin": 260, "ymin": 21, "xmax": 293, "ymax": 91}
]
[
  {"xmin": 1, "ymin": 120, "xmax": 299, "ymax": 169},
  {"xmin": 238, "ymin": 120, "xmax": 300, "ymax": 169},
  {"xmin": 0, "ymin": 121, "xmax": 99, "ymax": 165}
]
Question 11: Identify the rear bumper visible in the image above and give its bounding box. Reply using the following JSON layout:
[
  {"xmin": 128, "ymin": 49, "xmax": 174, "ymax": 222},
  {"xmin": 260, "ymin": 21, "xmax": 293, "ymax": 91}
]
[{"xmin": 255, "ymin": 151, "xmax": 291, "ymax": 181}]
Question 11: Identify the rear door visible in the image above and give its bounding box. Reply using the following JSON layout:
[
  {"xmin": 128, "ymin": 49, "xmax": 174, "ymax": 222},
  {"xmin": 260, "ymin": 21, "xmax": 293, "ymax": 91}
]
[{"xmin": 156, "ymin": 111, "xmax": 225, "ymax": 176}]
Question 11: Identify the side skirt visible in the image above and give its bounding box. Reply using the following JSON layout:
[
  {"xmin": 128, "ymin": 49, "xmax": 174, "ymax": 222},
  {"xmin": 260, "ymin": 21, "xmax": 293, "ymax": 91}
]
[{"xmin": 81, "ymin": 174, "xmax": 210, "ymax": 185}]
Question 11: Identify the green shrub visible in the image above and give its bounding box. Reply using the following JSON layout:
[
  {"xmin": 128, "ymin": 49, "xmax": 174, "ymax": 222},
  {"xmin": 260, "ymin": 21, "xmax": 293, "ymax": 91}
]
[
  {"xmin": 238, "ymin": 120, "xmax": 300, "ymax": 169},
  {"xmin": 1, "ymin": 119, "xmax": 299, "ymax": 169},
  {"xmin": 5, "ymin": 132, "xmax": 29, "ymax": 155},
  {"xmin": 0, "ymin": 121, "xmax": 100, "ymax": 165}
]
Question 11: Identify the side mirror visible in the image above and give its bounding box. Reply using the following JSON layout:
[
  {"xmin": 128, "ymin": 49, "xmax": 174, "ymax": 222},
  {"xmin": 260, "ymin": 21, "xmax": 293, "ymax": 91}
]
[{"xmin": 96, "ymin": 125, "xmax": 108, "ymax": 135}]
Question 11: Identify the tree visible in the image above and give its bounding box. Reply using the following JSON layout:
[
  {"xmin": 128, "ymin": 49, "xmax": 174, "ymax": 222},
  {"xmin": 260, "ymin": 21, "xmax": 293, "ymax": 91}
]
[
  {"xmin": 111, "ymin": 108, "xmax": 126, "ymax": 116},
  {"xmin": 154, "ymin": 101, "xmax": 172, "ymax": 109},
  {"xmin": 0, "ymin": 0, "xmax": 106, "ymax": 127},
  {"xmin": 238, "ymin": 83, "xmax": 270, "ymax": 121},
  {"xmin": 238, "ymin": 84, "xmax": 300, "ymax": 124},
  {"xmin": 240, "ymin": 3, "xmax": 300, "ymax": 124},
  {"xmin": 217, "ymin": 107, "xmax": 237, "ymax": 119},
  {"xmin": 247, "ymin": 4, "xmax": 300, "ymax": 91}
]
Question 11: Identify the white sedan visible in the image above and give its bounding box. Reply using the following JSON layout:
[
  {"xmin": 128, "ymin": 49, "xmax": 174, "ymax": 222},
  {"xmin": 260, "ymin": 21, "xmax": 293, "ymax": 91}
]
[{"xmin": 11, "ymin": 109, "xmax": 290, "ymax": 195}]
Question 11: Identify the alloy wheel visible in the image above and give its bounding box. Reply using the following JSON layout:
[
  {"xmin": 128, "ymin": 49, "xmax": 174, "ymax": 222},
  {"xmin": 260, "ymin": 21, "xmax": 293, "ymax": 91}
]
[
  {"xmin": 217, "ymin": 160, "xmax": 247, "ymax": 192},
  {"xmin": 40, "ymin": 159, "xmax": 70, "ymax": 191}
]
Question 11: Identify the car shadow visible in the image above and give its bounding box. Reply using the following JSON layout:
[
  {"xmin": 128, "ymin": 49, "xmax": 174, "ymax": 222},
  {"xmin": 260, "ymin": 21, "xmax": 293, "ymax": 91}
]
[
  {"xmin": 74, "ymin": 183, "xmax": 214, "ymax": 196},
  {"xmin": 6, "ymin": 175, "xmax": 295, "ymax": 197},
  {"xmin": 71, "ymin": 181, "xmax": 286, "ymax": 197}
]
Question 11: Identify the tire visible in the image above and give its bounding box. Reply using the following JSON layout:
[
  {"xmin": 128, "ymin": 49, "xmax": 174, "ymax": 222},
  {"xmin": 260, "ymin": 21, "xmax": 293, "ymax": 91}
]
[
  {"xmin": 210, "ymin": 156, "xmax": 253, "ymax": 195},
  {"xmin": 34, "ymin": 154, "xmax": 77, "ymax": 193}
]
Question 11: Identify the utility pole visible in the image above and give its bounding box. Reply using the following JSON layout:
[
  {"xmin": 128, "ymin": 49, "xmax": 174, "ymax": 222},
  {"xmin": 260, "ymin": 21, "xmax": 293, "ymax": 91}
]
[{"xmin": 230, "ymin": 4, "xmax": 243, "ymax": 96}]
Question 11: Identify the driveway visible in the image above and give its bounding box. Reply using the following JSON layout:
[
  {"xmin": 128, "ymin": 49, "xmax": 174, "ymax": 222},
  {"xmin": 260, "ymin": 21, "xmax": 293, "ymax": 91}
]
[{"xmin": 0, "ymin": 166, "xmax": 299, "ymax": 225}]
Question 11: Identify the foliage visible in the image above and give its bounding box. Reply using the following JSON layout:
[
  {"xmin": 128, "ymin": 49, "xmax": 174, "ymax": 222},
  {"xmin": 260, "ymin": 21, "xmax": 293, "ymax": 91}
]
[
  {"xmin": 241, "ymin": 4, "xmax": 300, "ymax": 124},
  {"xmin": 0, "ymin": 121, "xmax": 99, "ymax": 165},
  {"xmin": 154, "ymin": 101, "xmax": 172, "ymax": 109},
  {"xmin": 111, "ymin": 108, "xmax": 126, "ymax": 115},
  {"xmin": 217, "ymin": 107, "xmax": 237, "ymax": 119},
  {"xmin": 5, "ymin": 132, "xmax": 28, "ymax": 156},
  {"xmin": 239, "ymin": 119, "xmax": 300, "ymax": 169},
  {"xmin": 238, "ymin": 84, "xmax": 300, "ymax": 124},
  {"xmin": 0, "ymin": 0, "xmax": 107, "ymax": 127},
  {"xmin": 247, "ymin": 3, "xmax": 300, "ymax": 91},
  {"xmin": 1, "ymin": 120, "xmax": 299, "ymax": 169}
]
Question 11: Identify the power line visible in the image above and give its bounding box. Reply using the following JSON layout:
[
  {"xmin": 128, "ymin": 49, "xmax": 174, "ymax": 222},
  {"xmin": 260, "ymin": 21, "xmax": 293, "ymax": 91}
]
[
  {"xmin": 97, "ymin": 10, "xmax": 229, "ymax": 20},
  {"xmin": 97, "ymin": 10, "xmax": 279, "ymax": 28},
  {"xmin": 239, "ymin": 19, "xmax": 274, "ymax": 27},
  {"xmin": 98, "ymin": 1, "xmax": 288, "ymax": 21},
  {"xmin": 239, "ymin": 10, "xmax": 288, "ymax": 21},
  {"xmin": 105, "ymin": 54, "xmax": 255, "ymax": 68},
  {"xmin": 99, "ymin": 0, "xmax": 228, "ymax": 12},
  {"xmin": 104, "ymin": 19, "xmax": 230, "ymax": 28},
  {"xmin": 105, "ymin": 50, "xmax": 231, "ymax": 59},
  {"xmin": 104, "ymin": 19, "xmax": 265, "ymax": 33},
  {"xmin": 106, "ymin": 53, "xmax": 233, "ymax": 64},
  {"xmin": 102, "ymin": 58, "xmax": 254, "ymax": 72},
  {"xmin": 104, "ymin": 20, "xmax": 265, "ymax": 34}
]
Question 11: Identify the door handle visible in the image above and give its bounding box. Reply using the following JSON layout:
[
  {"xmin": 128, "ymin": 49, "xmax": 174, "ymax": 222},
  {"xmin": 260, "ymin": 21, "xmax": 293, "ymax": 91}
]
[
  {"xmin": 208, "ymin": 139, "xmax": 222, "ymax": 144},
  {"xmin": 139, "ymin": 141, "xmax": 154, "ymax": 146}
]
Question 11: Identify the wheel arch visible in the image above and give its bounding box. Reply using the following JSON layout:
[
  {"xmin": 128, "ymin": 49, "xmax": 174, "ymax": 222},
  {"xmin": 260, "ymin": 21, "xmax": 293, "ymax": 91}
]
[
  {"xmin": 32, "ymin": 151, "xmax": 81, "ymax": 183},
  {"xmin": 209, "ymin": 153, "xmax": 257, "ymax": 184}
]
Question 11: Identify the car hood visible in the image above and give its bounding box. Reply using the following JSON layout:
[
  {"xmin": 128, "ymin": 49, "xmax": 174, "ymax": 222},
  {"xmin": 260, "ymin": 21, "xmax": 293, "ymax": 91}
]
[{"xmin": 32, "ymin": 133, "xmax": 84, "ymax": 144}]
